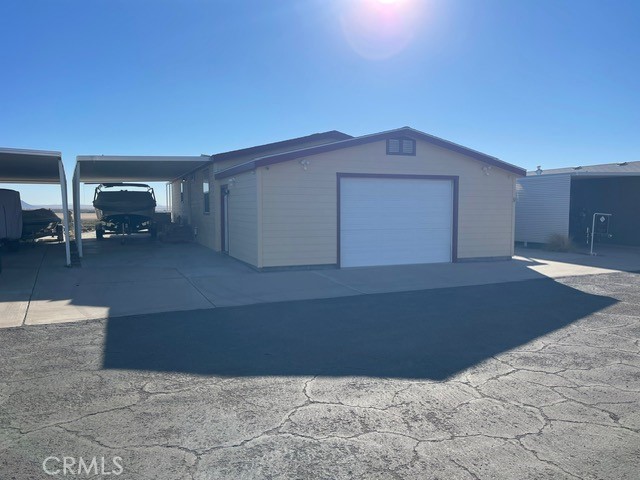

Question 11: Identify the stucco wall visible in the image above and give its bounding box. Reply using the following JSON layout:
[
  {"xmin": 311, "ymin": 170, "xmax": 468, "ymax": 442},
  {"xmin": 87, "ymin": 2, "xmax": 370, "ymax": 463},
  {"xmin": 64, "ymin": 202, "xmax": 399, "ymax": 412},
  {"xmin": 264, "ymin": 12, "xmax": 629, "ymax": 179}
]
[{"xmin": 258, "ymin": 139, "xmax": 517, "ymax": 267}]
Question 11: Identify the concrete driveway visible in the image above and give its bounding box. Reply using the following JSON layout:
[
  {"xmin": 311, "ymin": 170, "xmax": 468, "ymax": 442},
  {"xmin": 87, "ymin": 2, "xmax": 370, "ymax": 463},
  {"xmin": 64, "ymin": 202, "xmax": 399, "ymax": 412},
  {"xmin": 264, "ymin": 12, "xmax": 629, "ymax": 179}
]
[
  {"xmin": 1, "ymin": 270, "xmax": 638, "ymax": 479},
  {"xmin": 2, "ymin": 235, "xmax": 640, "ymax": 328}
]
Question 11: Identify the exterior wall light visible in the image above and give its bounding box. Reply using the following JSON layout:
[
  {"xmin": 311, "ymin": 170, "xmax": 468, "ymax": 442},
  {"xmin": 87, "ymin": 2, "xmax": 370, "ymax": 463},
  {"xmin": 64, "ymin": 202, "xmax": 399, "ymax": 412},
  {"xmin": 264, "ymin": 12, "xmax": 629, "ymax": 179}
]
[{"xmin": 299, "ymin": 159, "xmax": 311, "ymax": 171}]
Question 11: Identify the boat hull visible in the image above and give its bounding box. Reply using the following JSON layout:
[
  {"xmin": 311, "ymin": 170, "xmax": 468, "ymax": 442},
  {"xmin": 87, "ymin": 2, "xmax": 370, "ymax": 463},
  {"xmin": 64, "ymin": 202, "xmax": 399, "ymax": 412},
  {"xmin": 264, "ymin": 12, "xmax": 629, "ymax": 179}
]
[
  {"xmin": 93, "ymin": 189, "xmax": 156, "ymax": 233},
  {"xmin": 21, "ymin": 208, "xmax": 62, "ymax": 240}
]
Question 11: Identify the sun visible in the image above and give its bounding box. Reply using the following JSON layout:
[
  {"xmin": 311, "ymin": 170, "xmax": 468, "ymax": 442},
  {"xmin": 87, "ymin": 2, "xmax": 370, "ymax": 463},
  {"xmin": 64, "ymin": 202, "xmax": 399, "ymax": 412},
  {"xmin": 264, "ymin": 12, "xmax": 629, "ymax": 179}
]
[{"xmin": 339, "ymin": 0, "xmax": 423, "ymax": 60}]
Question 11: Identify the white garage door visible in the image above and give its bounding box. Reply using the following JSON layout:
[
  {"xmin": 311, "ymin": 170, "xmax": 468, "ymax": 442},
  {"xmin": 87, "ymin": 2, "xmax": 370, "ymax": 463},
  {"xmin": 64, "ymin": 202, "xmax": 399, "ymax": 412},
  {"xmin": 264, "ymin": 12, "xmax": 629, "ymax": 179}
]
[{"xmin": 340, "ymin": 177, "xmax": 453, "ymax": 267}]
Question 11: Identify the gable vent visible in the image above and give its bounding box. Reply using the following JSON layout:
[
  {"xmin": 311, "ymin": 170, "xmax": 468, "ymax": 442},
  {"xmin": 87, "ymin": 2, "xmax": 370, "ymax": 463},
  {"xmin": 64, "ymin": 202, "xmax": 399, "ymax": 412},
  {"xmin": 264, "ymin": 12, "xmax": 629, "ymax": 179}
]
[{"xmin": 387, "ymin": 137, "xmax": 416, "ymax": 156}]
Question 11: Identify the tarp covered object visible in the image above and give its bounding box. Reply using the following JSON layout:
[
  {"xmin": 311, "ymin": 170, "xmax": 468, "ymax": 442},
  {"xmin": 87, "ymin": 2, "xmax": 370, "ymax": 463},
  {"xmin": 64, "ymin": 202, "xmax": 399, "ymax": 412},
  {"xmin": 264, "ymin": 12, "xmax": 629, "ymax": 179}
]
[{"xmin": 0, "ymin": 189, "xmax": 23, "ymax": 240}]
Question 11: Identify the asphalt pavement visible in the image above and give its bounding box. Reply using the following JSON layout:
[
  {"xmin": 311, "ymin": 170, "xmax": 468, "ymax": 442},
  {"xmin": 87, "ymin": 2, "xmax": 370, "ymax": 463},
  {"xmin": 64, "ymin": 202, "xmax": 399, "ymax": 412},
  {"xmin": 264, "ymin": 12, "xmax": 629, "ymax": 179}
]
[{"xmin": 0, "ymin": 271, "xmax": 639, "ymax": 479}]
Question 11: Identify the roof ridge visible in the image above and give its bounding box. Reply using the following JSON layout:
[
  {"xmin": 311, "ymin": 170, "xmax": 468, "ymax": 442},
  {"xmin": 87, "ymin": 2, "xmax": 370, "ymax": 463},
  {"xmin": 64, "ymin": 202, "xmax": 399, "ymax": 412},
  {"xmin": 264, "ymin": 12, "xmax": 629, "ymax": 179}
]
[{"xmin": 211, "ymin": 130, "xmax": 352, "ymax": 162}]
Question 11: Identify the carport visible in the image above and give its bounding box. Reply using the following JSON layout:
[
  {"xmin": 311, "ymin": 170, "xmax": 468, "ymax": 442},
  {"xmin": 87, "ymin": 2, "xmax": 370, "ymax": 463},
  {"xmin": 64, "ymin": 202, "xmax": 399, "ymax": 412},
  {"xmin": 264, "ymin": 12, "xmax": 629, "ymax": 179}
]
[
  {"xmin": 0, "ymin": 147, "xmax": 71, "ymax": 266},
  {"xmin": 568, "ymin": 174, "xmax": 640, "ymax": 246},
  {"xmin": 73, "ymin": 155, "xmax": 210, "ymax": 258}
]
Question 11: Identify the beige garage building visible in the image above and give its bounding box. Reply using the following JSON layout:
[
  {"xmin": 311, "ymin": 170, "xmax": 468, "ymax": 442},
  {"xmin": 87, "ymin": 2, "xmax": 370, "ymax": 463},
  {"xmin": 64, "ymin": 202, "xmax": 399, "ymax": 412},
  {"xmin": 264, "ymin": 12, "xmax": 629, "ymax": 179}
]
[{"xmin": 170, "ymin": 127, "xmax": 526, "ymax": 269}]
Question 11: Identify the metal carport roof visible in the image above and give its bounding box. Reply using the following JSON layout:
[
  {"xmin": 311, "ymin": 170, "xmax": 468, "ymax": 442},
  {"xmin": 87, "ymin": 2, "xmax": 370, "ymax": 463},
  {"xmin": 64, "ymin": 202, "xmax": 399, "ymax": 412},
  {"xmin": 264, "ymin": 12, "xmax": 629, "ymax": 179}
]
[
  {"xmin": 0, "ymin": 147, "xmax": 72, "ymax": 266},
  {"xmin": 73, "ymin": 155, "xmax": 210, "ymax": 257}
]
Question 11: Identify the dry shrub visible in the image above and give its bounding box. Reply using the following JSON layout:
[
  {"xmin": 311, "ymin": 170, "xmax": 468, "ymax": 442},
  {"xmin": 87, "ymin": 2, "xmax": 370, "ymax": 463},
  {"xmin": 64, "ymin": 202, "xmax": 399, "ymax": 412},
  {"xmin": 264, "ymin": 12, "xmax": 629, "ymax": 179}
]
[{"xmin": 546, "ymin": 234, "xmax": 575, "ymax": 252}]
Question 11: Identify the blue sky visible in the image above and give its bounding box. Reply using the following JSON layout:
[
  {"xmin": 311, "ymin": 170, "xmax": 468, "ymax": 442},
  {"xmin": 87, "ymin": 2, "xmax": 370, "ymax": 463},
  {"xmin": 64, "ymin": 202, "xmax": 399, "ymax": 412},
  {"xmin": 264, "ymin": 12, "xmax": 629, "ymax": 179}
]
[{"xmin": 1, "ymin": 0, "xmax": 638, "ymax": 205}]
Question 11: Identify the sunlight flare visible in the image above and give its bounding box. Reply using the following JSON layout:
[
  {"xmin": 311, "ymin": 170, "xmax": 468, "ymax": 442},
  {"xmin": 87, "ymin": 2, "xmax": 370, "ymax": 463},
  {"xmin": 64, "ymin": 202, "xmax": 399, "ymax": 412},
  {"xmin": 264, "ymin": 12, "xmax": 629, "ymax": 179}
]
[{"xmin": 339, "ymin": 0, "xmax": 426, "ymax": 60}]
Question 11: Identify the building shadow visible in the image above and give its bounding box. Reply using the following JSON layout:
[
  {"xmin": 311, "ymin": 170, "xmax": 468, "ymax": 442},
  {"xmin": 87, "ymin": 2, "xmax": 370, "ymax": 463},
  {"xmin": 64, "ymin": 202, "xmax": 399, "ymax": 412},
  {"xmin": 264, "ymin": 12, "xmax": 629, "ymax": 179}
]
[{"xmin": 103, "ymin": 276, "xmax": 617, "ymax": 380}]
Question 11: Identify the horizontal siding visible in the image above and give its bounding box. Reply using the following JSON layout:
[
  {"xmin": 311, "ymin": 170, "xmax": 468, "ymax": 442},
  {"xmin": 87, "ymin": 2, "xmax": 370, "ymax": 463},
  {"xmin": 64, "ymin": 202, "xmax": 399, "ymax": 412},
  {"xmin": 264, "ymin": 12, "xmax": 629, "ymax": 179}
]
[
  {"xmin": 260, "ymin": 251, "xmax": 336, "ymax": 263},
  {"xmin": 260, "ymin": 139, "xmax": 518, "ymax": 267},
  {"xmin": 227, "ymin": 171, "xmax": 258, "ymax": 266},
  {"xmin": 191, "ymin": 168, "xmax": 216, "ymax": 250},
  {"xmin": 515, "ymin": 175, "xmax": 571, "ymax": 243},
  {"xmin": 170, "ymin": 180, "xmax": 188, "ymax": 222},
  {"xmin": 170, "ymin": 174, "xmax": 217, "ymax": 250},
  {"xmin": 167, "ymin": 137, "xmax": 345, "ymax": 256}
]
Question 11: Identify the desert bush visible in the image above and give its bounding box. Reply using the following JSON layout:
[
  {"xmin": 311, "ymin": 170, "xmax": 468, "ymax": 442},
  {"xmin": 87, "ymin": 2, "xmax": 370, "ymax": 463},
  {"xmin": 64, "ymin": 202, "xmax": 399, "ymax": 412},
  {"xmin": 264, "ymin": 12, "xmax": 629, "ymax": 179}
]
[{"xmin": 546, "ymin": 234, "xmax": 575, "ymax": 252}]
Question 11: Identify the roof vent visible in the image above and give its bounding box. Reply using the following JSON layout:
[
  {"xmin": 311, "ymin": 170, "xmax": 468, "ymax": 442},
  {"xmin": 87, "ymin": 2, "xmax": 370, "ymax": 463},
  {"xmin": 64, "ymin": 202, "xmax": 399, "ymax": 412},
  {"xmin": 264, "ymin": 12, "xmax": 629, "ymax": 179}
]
[
  {"xmin": 618, "ymin": 162, "xmax": 628, "ymax": 166},
  {"xmin": 573, "ymin": 166, "xmax": 582, "ymax": 170},
  {"xmin": 387, "ymin": 137, "xmax": 416, "ymax": 156},
  {"xmin": 535, "ymin": 166, "xmax": 543, "ymax": 175}
]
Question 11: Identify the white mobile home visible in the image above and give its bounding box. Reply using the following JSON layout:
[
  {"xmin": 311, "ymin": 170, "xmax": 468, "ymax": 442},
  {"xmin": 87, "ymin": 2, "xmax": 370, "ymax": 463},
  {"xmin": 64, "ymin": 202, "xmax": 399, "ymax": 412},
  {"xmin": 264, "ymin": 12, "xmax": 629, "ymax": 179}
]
[{"xmin": 516, "ymin": 161, "xmax": 640, "ymax": 246}]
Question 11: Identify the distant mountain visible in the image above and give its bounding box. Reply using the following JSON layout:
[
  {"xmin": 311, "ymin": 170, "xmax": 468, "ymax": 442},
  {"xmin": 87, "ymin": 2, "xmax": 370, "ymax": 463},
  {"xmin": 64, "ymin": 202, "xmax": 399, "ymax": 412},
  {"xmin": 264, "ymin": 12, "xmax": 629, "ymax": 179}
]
[{"xmin": 21, "ymin": 202, "xmax": 60, "ymax": 210}]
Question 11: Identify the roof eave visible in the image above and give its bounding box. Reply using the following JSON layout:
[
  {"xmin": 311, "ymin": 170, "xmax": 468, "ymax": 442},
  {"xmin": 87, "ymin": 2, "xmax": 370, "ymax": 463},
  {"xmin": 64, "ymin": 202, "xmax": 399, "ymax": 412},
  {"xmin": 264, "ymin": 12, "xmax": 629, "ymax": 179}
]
[
  {"xmin": 216, "ymin": 127, "xmax": 526, "ymax": 178},
  {"xmin": 0, "ymin": 147, "xmax": 62, "ymax": 159},
  {"xmin": 210, "ymin": 130, "xmax": 352, "ymax": 164},
  {"xmin": 215, "ymin": 161, "xmax": 256, "ymax": 180}
]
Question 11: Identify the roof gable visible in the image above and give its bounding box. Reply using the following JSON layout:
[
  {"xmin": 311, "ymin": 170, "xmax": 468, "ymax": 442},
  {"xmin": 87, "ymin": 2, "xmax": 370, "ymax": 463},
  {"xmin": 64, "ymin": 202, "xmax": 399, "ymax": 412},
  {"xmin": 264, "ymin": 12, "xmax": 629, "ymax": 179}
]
[{"xmin": 215, "ymin": 127, "xmax": 526, "ymax": 179}]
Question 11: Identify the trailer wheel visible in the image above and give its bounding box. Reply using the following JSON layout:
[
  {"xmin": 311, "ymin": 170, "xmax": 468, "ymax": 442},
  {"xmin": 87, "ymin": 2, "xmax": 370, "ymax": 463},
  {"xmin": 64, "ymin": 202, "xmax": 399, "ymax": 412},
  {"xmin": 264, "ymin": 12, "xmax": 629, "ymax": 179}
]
[
  {"xmin": 56, "ymin": 225, "xmax": 64, "ymax": 242},
  {"xmin": 7, "ymin": 240, "xmax": 19, "ymax": 252},
  {"xmin": 96, "ymin": 227, "xmax": 104, "ymax": 240},
  {"xmin": 149, "ymin": 225, "xmax": 158, "ymax": 239}
]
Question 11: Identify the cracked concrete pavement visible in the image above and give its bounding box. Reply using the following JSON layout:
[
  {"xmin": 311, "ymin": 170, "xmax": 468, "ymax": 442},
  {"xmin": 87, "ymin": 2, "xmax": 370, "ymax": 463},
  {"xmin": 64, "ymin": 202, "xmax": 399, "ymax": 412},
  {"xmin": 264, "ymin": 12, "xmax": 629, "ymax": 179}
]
[{"xmin": 1, "ymin": 271, "xmax": 639, "ymax": 479}]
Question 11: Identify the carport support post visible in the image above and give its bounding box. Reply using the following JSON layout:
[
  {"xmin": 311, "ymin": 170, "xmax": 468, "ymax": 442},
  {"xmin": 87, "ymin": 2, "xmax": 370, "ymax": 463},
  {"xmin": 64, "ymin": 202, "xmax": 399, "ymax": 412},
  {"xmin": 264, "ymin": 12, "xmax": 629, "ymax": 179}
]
[
  {"xmin": 58, "ymin": 159, "xmax": 71, "ymax": 267},
  {"xmin": 73, "ymin": 163, "xmax": 83, "ymax": 258},
  {"xmin": 590, "ymin": 214, "xmax": 596, "ymax": 256}
]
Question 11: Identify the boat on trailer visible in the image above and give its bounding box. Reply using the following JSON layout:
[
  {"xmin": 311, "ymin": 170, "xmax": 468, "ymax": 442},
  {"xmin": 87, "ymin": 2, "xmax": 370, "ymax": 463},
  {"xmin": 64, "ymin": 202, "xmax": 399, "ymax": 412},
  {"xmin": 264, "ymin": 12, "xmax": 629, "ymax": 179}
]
[
  {"xmin": 21, "ymin": 208, "xmax": 63, "ymax": 241},
  {"xmin": 93, "ymin": 183, "xmax": 157, "ymax": 240}
]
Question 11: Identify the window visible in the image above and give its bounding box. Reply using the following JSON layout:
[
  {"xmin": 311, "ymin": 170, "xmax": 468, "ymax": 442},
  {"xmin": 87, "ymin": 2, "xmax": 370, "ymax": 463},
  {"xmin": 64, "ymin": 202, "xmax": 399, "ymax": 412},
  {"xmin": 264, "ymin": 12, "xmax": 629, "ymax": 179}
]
[
  {"xmin": 180, "ymin": 181, "xmax": 185, "ymax": 203},
  {"xmin": 387, "ymin": 137, "xmax": 416, "ymax": 156},
  {"xmin": 203, "ymin": 173, "xmax": 210, "ymax": 214}
]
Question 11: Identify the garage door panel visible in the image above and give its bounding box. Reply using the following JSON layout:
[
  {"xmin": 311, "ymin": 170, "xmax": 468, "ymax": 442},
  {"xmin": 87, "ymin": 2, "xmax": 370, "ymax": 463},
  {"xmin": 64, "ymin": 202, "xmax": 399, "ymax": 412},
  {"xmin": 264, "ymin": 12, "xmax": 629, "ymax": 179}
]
[
  {"xmin": 342, "ymin": 214, "xmax": 452, "ymax": 230},
  {"xmin": 340, "ymin": 177, "xmax": 453, "ymax": 267},
  {"xmin": 340, "ymin": 229, "xmax": 452, "ymax": 264},
  {"xmin": 345, "ymin": 206, "xmax": 451, "ymax": 222}
]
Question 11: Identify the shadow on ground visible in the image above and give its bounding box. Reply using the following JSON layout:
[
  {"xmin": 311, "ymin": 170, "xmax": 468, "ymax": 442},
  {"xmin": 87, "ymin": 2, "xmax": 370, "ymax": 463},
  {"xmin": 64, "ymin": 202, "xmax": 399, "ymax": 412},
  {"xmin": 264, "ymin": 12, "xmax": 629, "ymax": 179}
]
[{"xmin": 103, "ymin": 276, "xmax": 617, "ymax": 380}]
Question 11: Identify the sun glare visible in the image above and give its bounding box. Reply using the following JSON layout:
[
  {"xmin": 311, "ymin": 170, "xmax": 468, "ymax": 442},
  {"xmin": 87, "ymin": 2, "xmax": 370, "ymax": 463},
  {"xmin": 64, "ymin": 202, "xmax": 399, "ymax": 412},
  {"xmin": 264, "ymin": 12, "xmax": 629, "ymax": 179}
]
[{"xmin": 339, "ymin": 0, "xmax": 425, "ymax": 60}]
